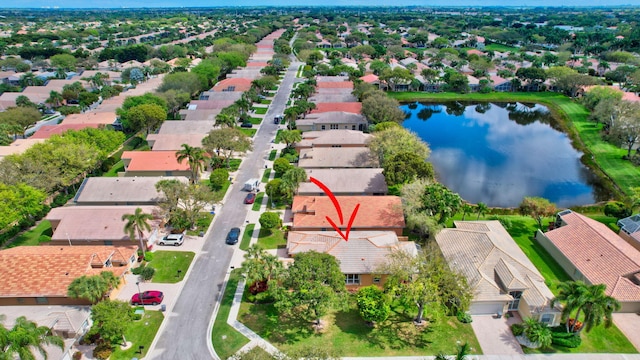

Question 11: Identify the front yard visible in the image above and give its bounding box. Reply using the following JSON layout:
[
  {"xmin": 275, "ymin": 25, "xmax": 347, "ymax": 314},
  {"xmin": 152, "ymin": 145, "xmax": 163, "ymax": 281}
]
[
  {"xmin": 148, "ymin": 250, "xmax": 195, "ymax": 283},
  {"xmin": 239, "ymin": 300, "xmax": 481, "ymax": 357},
  {"xmin": 109, "ymin": 310, "xmax": 164, "ymax": 360},
  {"xmin": 256, "ymin": 228, "xmax": 286, "ymax": 249}
]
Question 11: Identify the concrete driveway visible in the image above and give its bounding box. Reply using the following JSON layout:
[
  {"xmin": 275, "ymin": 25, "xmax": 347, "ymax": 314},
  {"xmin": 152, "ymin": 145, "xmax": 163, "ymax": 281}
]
[
  {"xmin": 116, "ymin": 273, "xmax": 181, "ymax": 312},
  {"xmin": 613, "ymin": 313, "xmax": 640, "ymax": 352},
  {"xmin": 471, "ymin": 314, "xmax": 524, "ymax": 355}
]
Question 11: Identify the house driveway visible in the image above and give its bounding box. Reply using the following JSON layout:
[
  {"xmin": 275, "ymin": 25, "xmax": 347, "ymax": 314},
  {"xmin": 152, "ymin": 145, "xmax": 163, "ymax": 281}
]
[
  {"xmin": 471, "ymin": 314, "xmax": 524, "ymax": 355},
  {"xmin": 116, "ymin": 273, "xmax": 181, "ymax": 312},
  {"xmin": 613, "ymin": 313, "xmax": 640, "ymax": 352}
]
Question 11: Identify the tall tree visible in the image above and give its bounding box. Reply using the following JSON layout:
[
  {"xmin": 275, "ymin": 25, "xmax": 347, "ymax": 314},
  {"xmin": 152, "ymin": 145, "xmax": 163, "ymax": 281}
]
[
  {"xmin": 202, "ymin": 127, "xmax": 252, "ymax": 167},
  {"xmin": 607, "ymin": 101, "xmax": 640, "ymax": 158},
  {"xmin": 475, "ymin": 202, "xmax": 488, "ymax": 220},
  {"xmin": 421, "ymin": 183, "xmax": 463, "ymax": 224},
  {"xmin": 361, "ymin": 92, "xmax": 406, "ymax": 124},
  {"xmin": 122, "ymin": 207, "xmax": 154, "ymax": 258},
  {"xmin": 0, "ymin": 107, "xmax": 40, "ymax": 138},
  {"xmin": 175, "ymin": 144, "xmax": 209, "ymax": 184},
  {"xmin": 369, "ymin": 127, "xmax": 430, "ymax": 167},
  {"xmin": 90, "ymin": 300, "xmax": 133, "ymax": 346},
  {"xmin": 242, "ymin": 244, "xmax": 283, "ymax": 294},
  {"xmin": 67, "ymin": 271, "xmax": 121, "ymax": 304},
  {"xmin": 0, "ymin": 316, "xmax": 64, "ymax": 360},
  {"xmin": 279, "ymin": 130, "xmax": 302, "ymax": 149},
  {"xmin": 518, "ymin": 197, "xmax": 557, "ymax": 229},
  {"xmin": 551, "ymin": 280, "xmax": 589, "ymax": 333},
  {"xmin": 579, "ymin": 283, "xmax": 621, "ymax": 334}
]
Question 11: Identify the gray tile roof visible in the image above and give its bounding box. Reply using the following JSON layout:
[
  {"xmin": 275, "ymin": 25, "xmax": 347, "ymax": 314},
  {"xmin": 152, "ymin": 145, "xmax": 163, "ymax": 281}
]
[
  {"xmin": 74, "ymin": 176, "xmax": 188, "ymax": 205},
  {"xmin": 298, "ymin": 168, "xmax": 387, "ymax": 195},
  {"xmin": 298, "ymin": 148, "xmax": 378, "ymax": 168}
]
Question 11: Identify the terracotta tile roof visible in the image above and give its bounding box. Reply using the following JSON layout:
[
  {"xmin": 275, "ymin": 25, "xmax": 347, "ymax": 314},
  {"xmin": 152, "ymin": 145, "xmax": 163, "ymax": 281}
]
[
  {"xmin": 291, "ymin": 195, "xmax": 405, "ymax": 230},
  {"xmin": 211, "ymin": 78, "xmax": 252, "ymax": 92},
  {"xmin": 317, "ymin": 81, "xmax": 354, "ymax": 89},
  {"xmin": 121, "ymin": 151, "xmax": 190, "ymax": 172},
  {"xmin": 437, "ymin": 221, "xmax": 557, "ymax": 310},
  {"xmin": 147, "ymin": 133, "xmax": 207, "ymax": 151},
  {"xmin": 61, "ymin": 112, "xmax": 116, "ymax": 125},
  {"xmin": 0, "ymin": 138, "xmax": 46, "ymax": 158},
  {"xmin": 30, "ymin": 124, "xmax": 101, "ymax": 139},
  {"xmin": 0, "ymin": 245, "xmax": 137, "ymax": 298},
  {"xmin": 246, "ymin": 61, "xmax": 269, "ymax": 67},
  {"xmin": 287, "ymin": 231, "xmax": 417, "ymax": 274},
  {"xmin": 545, "ymin": 211, "xmax": 640, "ymax": 302},
  {"xmin": 310, "ymin": 102, "xmax": 362, "ymax": 114},
  {"xmin": 188, "ymin": 99, "xmax": 235, "ymax": 110}
]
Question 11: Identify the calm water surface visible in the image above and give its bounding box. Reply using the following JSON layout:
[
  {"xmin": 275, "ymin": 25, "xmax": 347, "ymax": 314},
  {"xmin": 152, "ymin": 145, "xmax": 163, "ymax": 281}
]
[{"xmin": 400, "ymin": 102, "xmax": 608, "ymax": 208}]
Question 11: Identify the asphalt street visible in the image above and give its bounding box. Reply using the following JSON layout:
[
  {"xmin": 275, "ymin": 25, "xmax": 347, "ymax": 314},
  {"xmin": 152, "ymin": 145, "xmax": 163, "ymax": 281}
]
[{"xmin": 151, "ymin": 58, "xmax": 302, "ymax": 360}]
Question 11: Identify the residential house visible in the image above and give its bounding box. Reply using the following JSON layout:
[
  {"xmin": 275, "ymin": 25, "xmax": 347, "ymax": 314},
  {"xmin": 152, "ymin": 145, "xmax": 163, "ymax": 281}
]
[
  {"xmin": 286, "ymin": 231, "xmax": 417, "ymax": 289},
  {"xmin": 298, "ymin": 147, "xmax": 378, "ymax": 169},
  {"xmin": 0, "ymin": 138, "xmax": 46, "ymax": 159},
  {"xmin": 296, "ymin": 111, "xmax": 368, "ymax": 132},
  {"xmin": 73, "ymin": 176, "xmax": 188, "ymax": 206},
  {"xmin": 437, "ymin": 221, "xmax": 561, "ymax": 324},
  {"xmin": 295, "ymin": 129, "xmax": 372, "ymax": 151},
  {"xmin": 46, "ymin": 205, "xmax": 160, "ymax": 247},
  {"xmin": 211, "ymin": 78, "xmax": 252, "ymax": 92},
  {"xmin": 617, "ymin": 214, "xmax": 640, "ymax": 251},
  {"xmin": 309, "ymin": 102, "xmax": 362, "ymax": 115},
  {"xmin": 0, "ymin": 245, "xmax": 137, "ymax": 305},
  {"xmin": 30, "ymin": 123, "xmax": 101, "ymax": 139},
  {"xmin": 61, "ymin": 111, "xmax": 117, "ymax": 126},
  {"xmin": 158, "ymin": 120, "xmax": 215, "ymax": 134},
  {"xmin": 120, "ymin": 150, "xmax": 191, "ymax": 177},
  {"xmin": 536, "ymin": 210, "xmax": 640, "ymax": 312},
  {"xmin": 298, "ymin": 168, "xmax": 387, "ymax": 195},
  {"xmin": 146, "ymin": 133, "xmax": 207, "ymax": 151},
  {"xmin": 291, "ymin": 195, "xmax": 405, "ymax": 235}
]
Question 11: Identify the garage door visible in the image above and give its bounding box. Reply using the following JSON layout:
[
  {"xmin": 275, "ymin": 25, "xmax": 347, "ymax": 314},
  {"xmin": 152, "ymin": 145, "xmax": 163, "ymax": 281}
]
[{"xmin": 469, "ymin": 302, "xmax": 504, "ymax": 315}]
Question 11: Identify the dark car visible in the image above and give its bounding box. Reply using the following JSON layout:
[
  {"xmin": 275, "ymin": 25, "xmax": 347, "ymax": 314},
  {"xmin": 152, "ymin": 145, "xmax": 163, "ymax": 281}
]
[
  {"xmin": 226, "ymin": 227, "xmax": 241, "ymax": 245},
  {"xmin": 240, "ymin": 122, "xmax": 253, "ymax": 128},
  {"xmin": 244, "ymin": 192, "xmax": 256, "ymax": 204},
  {"xmin": 131, "ymin": 290, "xmax": 164, "ymax": 305}
]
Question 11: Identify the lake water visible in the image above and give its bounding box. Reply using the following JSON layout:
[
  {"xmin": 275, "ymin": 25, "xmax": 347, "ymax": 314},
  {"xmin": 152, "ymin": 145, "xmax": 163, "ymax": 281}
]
[{"xmin": 400, "ymin": 102, "xmax": 609, "ymax": 208}]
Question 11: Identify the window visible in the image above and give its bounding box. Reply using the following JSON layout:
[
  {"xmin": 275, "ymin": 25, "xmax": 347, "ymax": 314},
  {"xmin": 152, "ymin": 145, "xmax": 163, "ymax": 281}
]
[
  {"xmin": 540, "ymin": 314, "xmax": 554, "ymax": 325},
  {"xmin": 103, "ymin": 240, "xmax": 113, "ymax": 246},
  {"xmin": 508, "ymin": 291, "xmax": 522, "ymax": 311},
  {"xmin": 352, "ymin": 125, "xmax": 356, "ymax": 130},
  {"xmin": 331, "ymin": 145, "xmax": 342, "ymax": 148},
  {"xmin": 345, "ymin": 274, "xmax": 360, "ymax": 285},
  {"xmin": 321, "ymin": 125, "xmax": 326, "ymax": 130},
  {"xmin": 330, "ymin": 124, "xmax": 339, "ymax": 129},
  {"xmin": 373, "ymin": 277, "xmax": 381, "ymax": 284},
  {"xmin": 36, "ymin": 297, "xmax": 48, "ymax": 305}
]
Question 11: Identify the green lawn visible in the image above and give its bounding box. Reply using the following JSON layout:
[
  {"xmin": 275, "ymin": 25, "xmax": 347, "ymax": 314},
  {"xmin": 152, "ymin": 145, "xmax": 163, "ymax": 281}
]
[
  {"xmin": 148, "ymin": 251, "xmax": 195, "ymax": 283},
  {"xmin": 252, "ymin": 193, "xmax": 265, "ymax": 211},
  {"xmin": 268, "ymin": 149, "xmax": 278, "ymax": 161},
  {"xmin": 211, "ymin": 269, "xmax": 250, "ymax": 359},
  {"xmin": 261, "ymin": 169, "xmax": 271, "ymax": 183},
  {"xmin": 227, "ymin": 159, "xmax": 242, "ymax": 172},
  {"xmin": 240, "ymin": 224, "xmax": 255, "ymax": 251},
  {"xmin": 250, "ymin": 117, "xmax": 262, "ymax": 125},
  {"xmin": 260, "ymin": 99, "xmax": 272, "ymax": 105},
  {"xmin": 103, "ymin": 160, "xmax": 124, "ymax": 177},
  {"xmin": 485, "ymin": 43, "xmax": 518, "ymax": 52},
  {"xmin": 257, "ymin": 228, "xmax": 286, "ymax": 249},
  {"xmin": 7, "ymin": 220, "xmax": 53, "ymax": 248},
  {"xmin": 239, "ymin": 128, "xmax": 257, "ymax": 137},
  {"xmin": 212, "ymin": 180, "xmax": 231, "ymax": 203},
  {"xmin": 252, "ymin": 107, "xmax": 268, "ymax": 115},
  {"xmin": 186, "ymin": 212, "xmax": 214, "ymax": 237},
  {"xmin": 110, "ymin": 310, "xmax": 164, "ymax": 360},
  {"xmin": 274, "ymin": 129, "xmax": 283, "ymax": 143},
  {"xmin": 239, "ymin": 300, "xmax": 481, "ymax": 357}
]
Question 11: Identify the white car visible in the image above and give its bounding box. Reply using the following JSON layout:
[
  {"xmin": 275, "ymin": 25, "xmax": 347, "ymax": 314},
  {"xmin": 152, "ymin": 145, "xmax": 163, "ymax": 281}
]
[{"xmin": 158, "ymin": 234, "xmax": 184, "ymax": 246}]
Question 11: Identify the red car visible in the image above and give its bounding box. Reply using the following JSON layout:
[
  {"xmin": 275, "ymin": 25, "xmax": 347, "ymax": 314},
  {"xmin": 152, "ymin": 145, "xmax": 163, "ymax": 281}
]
[
  {"xmin": 131, "ymin": 290, "xmax": 164, "ymax": 305},
  {"xmin": 244, "ymin": 192, "xmax": 256, "ymax": 204}
]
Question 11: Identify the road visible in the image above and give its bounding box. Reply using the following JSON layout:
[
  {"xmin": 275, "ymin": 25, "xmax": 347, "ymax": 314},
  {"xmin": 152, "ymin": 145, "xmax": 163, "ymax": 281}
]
[{"xmin": 151, "ymin": 58, "xmax": 302, "ymax": 360}]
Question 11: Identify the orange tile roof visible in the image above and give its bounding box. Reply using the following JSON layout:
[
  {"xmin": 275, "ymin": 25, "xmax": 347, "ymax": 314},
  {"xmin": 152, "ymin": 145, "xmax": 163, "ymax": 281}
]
[
  {"xmin": 545, "ymin": 211, "xmax": 640, "ymax": 302},
  {"xmin": 291, "ymin": 196, "xmax": 405, "ymax": 230},
  {"xmin": 30, "ymin": 124, "xmax": 101, "ymax": 139},
  {"xmin": 0, "ymin": 245, "xmax": 137, "ymax": 298},
  {"xmin": 310, "ymin": 102, "xmax": 362, "ymax": 114},
  {"xmin": 61, "ymin": 112, "xmax": 116, "ymax": 125},
  {"xmin": 121, "ymin": 151, "xmax": 190, "ymax": 172},
  {"xmin": 246, "ymin": 61, "xmax": 269, "ymax": 67},
  {"xmin": 317, "ymin": 81, "xmax": 354, "ymax": 89},
  {"xmin": 360, "ymin": 74, "xmax": 379, "ymax": 83},
  {"xmin": 211, "ymin": 78, "xmax": 252, "ymax": 92}
]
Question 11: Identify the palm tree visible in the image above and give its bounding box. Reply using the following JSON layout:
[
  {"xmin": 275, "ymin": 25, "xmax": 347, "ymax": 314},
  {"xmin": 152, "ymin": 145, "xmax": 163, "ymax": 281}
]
[
  {"xmin": 579, "ymin": 283, "xmax": 621, "ymax": 333},
  {"xmin": 67, "ymin": 275, "xmax": 108, "ymax": 303},
  {"xmin": 475, "ymin": 202, "xmax": 488, "ymax": 220},
  {"xmin": 242, "ymin": 244, "xmax": 283, "ymax": 292},
  {"xmin": 45, "ymin": 91, "xmax": 63, "ymax": 108},
  {"xmin": 523, "ymin": 317, "xmax": 553, "ymax": 349},
  {"xmin": 122, "ymin": 207, "xmax": 154, "ymax": 258},
  {"xmin": 215, "ymin": 111, "xmax": 237, "ymax": 128},
  {"xmin": 551, "ymin": 280, "xmax": 588, "ymax": 333},
  {"xmin": 461, "ymin": 203, "xmax": 474, "ymax": 221},
  {"xmin": 175, "ymin": 144, "xmax": 209, "ymax": 184},
  {"xmin": 279, "ymin": 130, "xmax": 302, "ymax": 149},
  {"xmin": 0, "ymin": 316, "xmax": 64, "ymax": 360}
]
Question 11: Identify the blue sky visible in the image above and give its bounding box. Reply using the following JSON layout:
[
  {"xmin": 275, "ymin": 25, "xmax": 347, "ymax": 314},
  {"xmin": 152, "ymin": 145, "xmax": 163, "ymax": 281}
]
[{"xmin": 3, "ymin": 0, "xmax": 640, "ymax": 8}]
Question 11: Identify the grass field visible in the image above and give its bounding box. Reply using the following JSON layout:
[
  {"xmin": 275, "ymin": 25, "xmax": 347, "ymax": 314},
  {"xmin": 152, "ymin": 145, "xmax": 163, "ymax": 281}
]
[
  {"xmin": 485, "ymin": 43, "xmax": 518, "ymax": 52},
  {"xmin": 211, "ymin": 269, "xmax": 249, "ymax": 359},
  {"xmin": 389, "ymin": 92, "xmax": 635, "ymax": 200},
  {"xmin": 239, "ymin": 224, "xmax": 255, "ymax": 251},
  {"xmin": 239, "ymin": 300, "xmax": 481, "ymax": 357},
  {"xmin": 8, "ymin": 220, "xmax": 52, "ymax": 247},
  {"xmin": 149, "ymin": 250, "xmax": 195, "ymax": 283},
  {"xmin": 257, "ymin": 228, "xmax": 286, "ymax": 249},
  {"xmin": 252, "ymin": 107, "xmax": 268, "ymax": 115},
  {"xmin": 250, "ymin": 117, "xmax": 262, "ymax": 125},
  {"xmin": 110, "ymin": 311, "xmax": 164, "ymax": 360},
  {"xmin": 239, "ymin": 128, "xmax": 257, "ymax": 137}
]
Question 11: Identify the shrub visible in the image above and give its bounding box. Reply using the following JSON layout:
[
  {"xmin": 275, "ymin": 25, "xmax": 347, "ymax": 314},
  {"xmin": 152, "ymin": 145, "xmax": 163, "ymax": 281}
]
[
  {"xmin": 551, "ymin": 327, "xmax": 582, "ymax": 348},
  {"xmin": 456, "ymin": 311, "xmax": 472, "ymax": 324},
  {"xmin": 93, "ymin": 343, "xmax": 113, "ymax": 360},
  {"xmin": 144, "ymin": 252, "xmax": 154, "ymax": 262},
  {"xmin": 38, "ymin": 235, "xmax": 51, "ymax": 243},
  {"xmin": 140, "ymin": 266, "xmax": 155, "ymax": 281},
  {"xmin": 604, "ymin": 201, "xmax": 631, "ymax": 220},
  {"xmin": 511, "ymin": 323, "xmax": 525, "ymax": 336},
  {"xmin": 73, "ymin": 351, "xmax": 82, "ymax": 360},
  {"xmin": 259, "ymin": 212, "xmax": 282, "ymax": 230},
  {"xmin": 131, "ymin": 264, "xmax": 145, "ymax": 275},
  {"xmin": 273, "ymin": 157, "xmax": 291, "ymax": 175},
  {"xmin": 209, "ymin": 168, "xmax": 229, "ymax": 190}
]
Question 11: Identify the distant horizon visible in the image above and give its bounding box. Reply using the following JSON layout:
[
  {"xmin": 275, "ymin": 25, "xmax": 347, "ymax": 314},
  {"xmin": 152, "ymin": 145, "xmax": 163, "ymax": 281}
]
[{"xmin": 2, "ymin": 0, "xmax": 640, "ymax": 10}]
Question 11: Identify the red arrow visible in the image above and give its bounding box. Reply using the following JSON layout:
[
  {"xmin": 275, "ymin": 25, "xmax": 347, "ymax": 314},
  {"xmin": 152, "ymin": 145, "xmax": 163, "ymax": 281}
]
[{"xmin": 309, "ymin": 177, "xmax": 360, "ymax": 242}]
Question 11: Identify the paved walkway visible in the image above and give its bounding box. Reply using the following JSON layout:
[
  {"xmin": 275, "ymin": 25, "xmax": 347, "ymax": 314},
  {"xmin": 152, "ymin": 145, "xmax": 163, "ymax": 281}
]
[{"xmin": 471, "ymin": 314, "xmax": 524, "ymax": 356}]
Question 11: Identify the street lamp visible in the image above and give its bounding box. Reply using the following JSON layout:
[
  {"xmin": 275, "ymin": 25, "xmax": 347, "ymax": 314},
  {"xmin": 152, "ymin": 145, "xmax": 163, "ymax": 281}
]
[
  {"xmin": 176, "ymin": 269, "xmax": 182, "ymax": 278},
  {"xmin": 135, "ymin": 281, "xmax": 143, "ymax": 307}
]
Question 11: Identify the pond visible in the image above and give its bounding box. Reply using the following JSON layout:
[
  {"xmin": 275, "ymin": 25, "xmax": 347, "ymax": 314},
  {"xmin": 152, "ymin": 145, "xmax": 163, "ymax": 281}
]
[{"xmin": 400, "ymin": 101, "xmax": 610, "ymax": 208}]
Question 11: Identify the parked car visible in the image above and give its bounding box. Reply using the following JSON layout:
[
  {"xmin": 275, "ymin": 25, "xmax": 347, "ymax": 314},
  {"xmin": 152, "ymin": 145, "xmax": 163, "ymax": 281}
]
[
  {"xmin": 244, "ymin": 192, "xmax": 256, "ymax": 204},
  {"xmin": 131, "ymin": 290, "xmax": 164, "ymax": 305},
  {"xmin": 226, "ymin": 227, "xmax": 241, "ymax": 245},
  {"xmin": 158, "ymin": 234, "xmax": 184, "ymax": 246},
  {"xmin": 240, "ymin": 122, "xmax": 253, "ymax": 128}
]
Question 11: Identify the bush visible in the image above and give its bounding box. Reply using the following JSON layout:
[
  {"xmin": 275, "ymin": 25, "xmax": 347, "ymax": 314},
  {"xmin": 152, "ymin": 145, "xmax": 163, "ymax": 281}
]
[
  {"xmin": 143, "ymin": 252, "xmax": 154, "ymax": 262},
  {"xmin": 93, "ymin": 343, "xmax": 113, "ymax": 360},
  {"xmin": 456, "ymin": 311, "xmax": 472, "ymax": 324},
  {"xmin": 131, "ymin": 264, "xmax": 145, "ymax": 275},
  {"xmin": 259, "ymin": 212, "xmax": 282, "ymax": 230},
  {"xmin": 209, "ymin": 168, "xmax": 229, "ymax": 190},
  {"xmin": 511, "ymin": 323, "xmax": 525, "ymax": 336},
  {"xmin": 140, "ymin": 266, "xmax": 155, "ymax": 281},
  {"xmin": 38, "ymin": 235, "xmax": 51, "ymax": 243},
  {"xmin": 73, "ymin": 351, "xmax": 82, "ymax": 360},
  {"xmin": 604, "ymin": 201, "xmax": 631, "ymax": 220},
  {"xmin": 551, "ymin": 327, "xmax": 582, "ymax": 348},
  {"xmin": 273, "ymin": 157, "xmax": 291, "ymax": 175}
]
